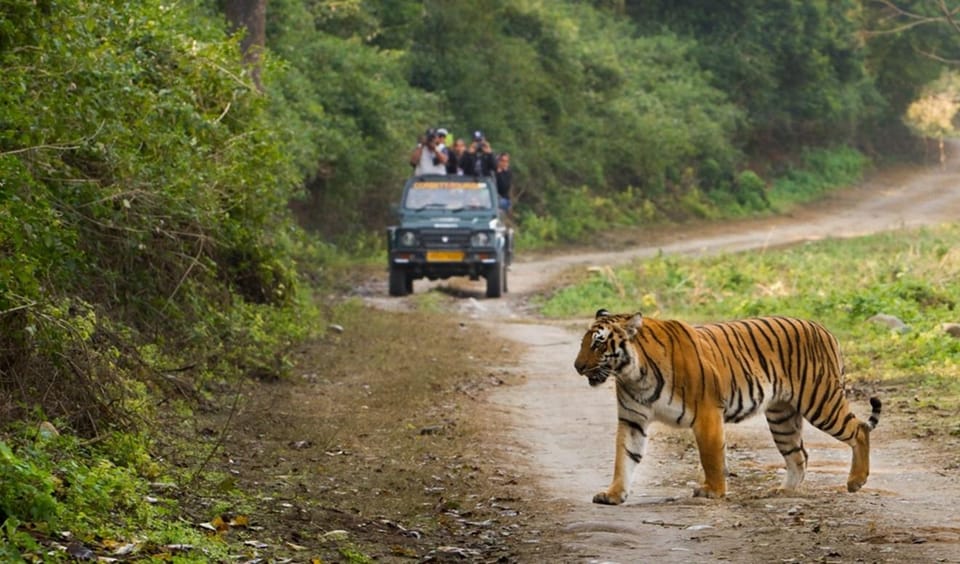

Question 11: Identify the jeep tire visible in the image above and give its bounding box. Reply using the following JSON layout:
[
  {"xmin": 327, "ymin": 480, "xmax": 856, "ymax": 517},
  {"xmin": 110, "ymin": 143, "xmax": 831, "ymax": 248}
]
[
  {"xmin": 485, "ymin": 261, "xmax": 504, "ymax": 298},
  {"xmin": 389, "ymin": 266, "xmax": 409, "ymax": 297}
]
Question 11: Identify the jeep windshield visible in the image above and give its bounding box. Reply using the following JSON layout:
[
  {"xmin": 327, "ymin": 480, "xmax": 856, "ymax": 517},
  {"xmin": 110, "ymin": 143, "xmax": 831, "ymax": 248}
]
[{"xmin": 404, "ymin": 180, "xmax": 493, "ymax": 212}]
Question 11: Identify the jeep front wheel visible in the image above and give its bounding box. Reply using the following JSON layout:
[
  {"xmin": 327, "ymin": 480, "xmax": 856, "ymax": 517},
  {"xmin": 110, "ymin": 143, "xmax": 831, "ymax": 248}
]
[
  {"xmin": 485, "ymin": 262, "xmax": 504, "ymax": 298},
  {"xmin": 389, "ymin": 267, "xmax": 409, "ymax": 297}
]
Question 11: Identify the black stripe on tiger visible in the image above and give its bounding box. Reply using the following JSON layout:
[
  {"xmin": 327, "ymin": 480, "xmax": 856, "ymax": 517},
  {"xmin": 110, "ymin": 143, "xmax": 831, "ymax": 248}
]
[{"xmin": 619, "ymin": 417, "xmax": 647, "ymax": 437}]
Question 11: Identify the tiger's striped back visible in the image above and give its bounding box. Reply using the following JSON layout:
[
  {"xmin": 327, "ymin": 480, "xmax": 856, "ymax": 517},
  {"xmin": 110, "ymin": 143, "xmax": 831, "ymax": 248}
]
[{"xmin": 695, "ymin": 316, "xmax": 874, "ymax": 440}]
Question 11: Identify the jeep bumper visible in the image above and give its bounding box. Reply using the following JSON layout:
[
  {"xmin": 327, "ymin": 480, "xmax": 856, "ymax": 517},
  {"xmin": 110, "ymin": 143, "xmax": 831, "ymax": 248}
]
[{"xmin": 389, "ymin": 249, "xmax": 501, "ymax": 281}]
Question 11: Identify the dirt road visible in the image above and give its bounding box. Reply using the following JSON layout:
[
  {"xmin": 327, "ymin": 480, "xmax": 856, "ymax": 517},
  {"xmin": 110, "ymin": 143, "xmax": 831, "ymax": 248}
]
[{"xmin": 439, "ymin": 159, "xmax": 960, "ymax": 563}]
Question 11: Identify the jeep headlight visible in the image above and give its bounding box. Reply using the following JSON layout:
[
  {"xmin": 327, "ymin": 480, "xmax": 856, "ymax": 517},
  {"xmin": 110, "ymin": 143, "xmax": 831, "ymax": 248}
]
[
  {"xmin": 470, "ymin": 231, "xmax": 492, "ymax": 247},
  {"xmin": 399, "ymin": 231, "xmax": 418, "ymax": 247}
]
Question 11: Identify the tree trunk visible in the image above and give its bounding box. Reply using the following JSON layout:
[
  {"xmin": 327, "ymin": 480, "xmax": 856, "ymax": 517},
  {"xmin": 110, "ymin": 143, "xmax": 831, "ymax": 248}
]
[
  {"xmin": 940, "ymin": 136, "xmax": 946, "ymax": 170},
  {"xmin": 224, "ymin": 0, "xmax": 266, "ymax": 90}
]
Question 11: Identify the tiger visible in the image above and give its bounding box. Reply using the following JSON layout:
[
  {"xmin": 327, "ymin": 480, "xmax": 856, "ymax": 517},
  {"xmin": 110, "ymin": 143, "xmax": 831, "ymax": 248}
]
[{"xmin": 573, "ymin": 309, "xmax": 882, "ymax": 505}]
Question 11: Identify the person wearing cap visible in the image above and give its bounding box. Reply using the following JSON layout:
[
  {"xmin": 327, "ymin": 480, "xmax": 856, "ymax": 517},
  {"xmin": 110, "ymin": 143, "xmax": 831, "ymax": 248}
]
[
  {"xmin": 435, "ymin": 128, "xmax": 451, "ymax": 170},
  {"xmin": 410, "ymin": 127, "xmax": 448, "ymax": 176},
  {"xmin": 460, "ymin": 130, "xmax": 496, "ymax": 177}
]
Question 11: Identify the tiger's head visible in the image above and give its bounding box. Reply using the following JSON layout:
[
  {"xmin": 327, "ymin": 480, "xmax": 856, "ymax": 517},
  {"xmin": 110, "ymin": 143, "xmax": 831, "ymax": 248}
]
[{"xmin": 574, "ymin": 309, "xmax": 644, "ymax": 387}]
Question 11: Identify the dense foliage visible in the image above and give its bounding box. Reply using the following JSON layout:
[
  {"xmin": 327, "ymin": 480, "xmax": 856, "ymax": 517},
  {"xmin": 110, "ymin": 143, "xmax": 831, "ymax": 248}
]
[
  {"xmin": 0, "ymin": 0, "xmax": 314, "ymax": 431},
  {"xmin": 268, "ymin": 0, "xmax": 958, "ymax": 237},
  {"xmin": 274, "ymin": 0, "xmax": 744, "ymax": 235},
  {"xmin": 620, "ymin": 1, "xmax": 882, "ymax": 150}
]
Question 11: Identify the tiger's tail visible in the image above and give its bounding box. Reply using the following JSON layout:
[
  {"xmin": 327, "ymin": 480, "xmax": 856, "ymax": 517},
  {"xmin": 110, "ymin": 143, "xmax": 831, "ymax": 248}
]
[{"xmin": 864, "ymin": 397, "xmax": 882, "ymax": 431}]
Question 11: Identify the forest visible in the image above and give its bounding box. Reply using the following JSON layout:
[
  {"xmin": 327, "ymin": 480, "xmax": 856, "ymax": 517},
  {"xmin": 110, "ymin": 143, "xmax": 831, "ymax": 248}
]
[{"xmin": 2, "ymin": 0, "xmax": 960, "ymax": 559}]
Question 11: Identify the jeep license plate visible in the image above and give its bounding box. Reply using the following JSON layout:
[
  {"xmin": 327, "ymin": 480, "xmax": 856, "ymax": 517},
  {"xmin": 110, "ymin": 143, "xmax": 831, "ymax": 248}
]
[{"xmin": 426, "ymin": 250, "xmax": 465, "ymax": 262}]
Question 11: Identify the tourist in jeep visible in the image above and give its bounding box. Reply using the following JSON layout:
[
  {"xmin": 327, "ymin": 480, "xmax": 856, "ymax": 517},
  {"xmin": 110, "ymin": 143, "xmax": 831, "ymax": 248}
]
[
  {"xmin": 410, "ymin": 128, "xmax": 448, "ymax": 175},
  {"xmin": 435, "ymin": 127, "xmax": 450, "ymax": 164},
  {"xmin": 459, "ymin": 130, "xmax": 496, "ymax": 177},
  {"xmin": 446, "ymin": 137, "xmax": 468, "ymax": 175},
  {"xmin": 495, "ymin": 151, "xmax": 512, "ymax": 214}
]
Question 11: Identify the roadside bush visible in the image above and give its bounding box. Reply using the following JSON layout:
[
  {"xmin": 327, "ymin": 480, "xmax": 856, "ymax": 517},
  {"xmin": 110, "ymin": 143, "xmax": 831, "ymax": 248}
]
[
  {"xmin": 680, "ymin": 188, "xmax": 718, "ymax": 219},
  {"xmin": 0, "ymin": 441, "xmax": 58, "ymax": 528},
  {"xmin": 0, "ymin": 0, "xmax": 318, "ymax": 432},
  {"xmin": 515, "ymin": 185, "xmax": 658, "ymax": 247},
  {"xmin": 734, "ymin": 170, "xmax": 771, "ymax": 210},
  {"xmin": 768, "ymin": 147, "xmax": 869, "ymax": 208},
  {"xmin": 0, "ymin": 426, "xmax": 227, "ymax": 559}
]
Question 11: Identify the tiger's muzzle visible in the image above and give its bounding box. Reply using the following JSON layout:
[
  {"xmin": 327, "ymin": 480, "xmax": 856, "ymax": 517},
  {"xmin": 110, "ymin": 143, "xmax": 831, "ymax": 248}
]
[{"xmin": 575, "ymin": 362, "xmax": 609, "ymax": 387}]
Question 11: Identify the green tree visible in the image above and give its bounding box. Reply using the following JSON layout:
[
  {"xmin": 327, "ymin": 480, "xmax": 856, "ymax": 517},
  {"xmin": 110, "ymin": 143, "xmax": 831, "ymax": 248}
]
[
  {"xmin": 0, "ymin": 0, "xmax": 310, "ymax": 430},
  {"xmin": 862, "ymin": 1, "xmax": 960, "ymax": 151},
  {"xmin": 407, "ymin": 1, "xmax": 740, "ymax": 208},
  {"xmin": 615, "ymin": 0, "xmax": 881, "ymax": 151},
  {"xmin": 266, "ymin": 0, "xmax": 436, "ymax": 239}
]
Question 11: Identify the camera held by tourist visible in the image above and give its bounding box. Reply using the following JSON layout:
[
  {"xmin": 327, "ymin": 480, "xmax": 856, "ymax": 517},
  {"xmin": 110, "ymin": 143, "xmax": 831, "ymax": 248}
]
[
  {"xmin": 410, "ymin": 128, "xmax": 448, "ymax": 175},
  {"xmin": 459, "ymin": 130, "xmax": 496, "ymax": 177}
]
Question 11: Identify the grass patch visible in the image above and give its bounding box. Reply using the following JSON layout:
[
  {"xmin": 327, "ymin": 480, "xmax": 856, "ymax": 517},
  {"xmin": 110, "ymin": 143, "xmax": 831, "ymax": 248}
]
[{"xmin": 0, "ymin": 426, "xmax": 230, "ymax": 561}]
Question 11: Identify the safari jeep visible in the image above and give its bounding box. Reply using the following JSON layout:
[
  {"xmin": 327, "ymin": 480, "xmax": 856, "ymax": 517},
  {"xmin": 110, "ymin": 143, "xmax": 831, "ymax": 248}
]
[{"xmin": 386, "ymin": 174, "xmax": 513, "ymax": 298}]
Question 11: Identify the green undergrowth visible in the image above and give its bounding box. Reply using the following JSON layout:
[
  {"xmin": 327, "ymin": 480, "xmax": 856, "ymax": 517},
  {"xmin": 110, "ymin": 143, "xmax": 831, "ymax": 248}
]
[
  {"xmin": 0, "ymin": 2, "xmax": 332, "ymax": 558},
  {"xmin": 0, "ymin": 424, "xmax": 230, "ymax": 562},
  {"xmin": 516, "ymin": 146, "xmax": 869, "ymax": 249},
  {"xmin": 766, "ymin": 146, "xmax": 870, "ymax": 210},
  {"xmin": 540, "ymin": 225, "xmax": 960, "ymax": 428}
]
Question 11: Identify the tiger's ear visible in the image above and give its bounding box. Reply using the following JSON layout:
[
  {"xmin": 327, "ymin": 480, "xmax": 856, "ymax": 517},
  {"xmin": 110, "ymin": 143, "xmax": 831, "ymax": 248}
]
[
  {"xmin": 595, "ymin": 308, "xmax": 611, "ymax": 319},
  {"xmin": 625, "ymin": 312, "xmax": 644, "ymax": 337}
]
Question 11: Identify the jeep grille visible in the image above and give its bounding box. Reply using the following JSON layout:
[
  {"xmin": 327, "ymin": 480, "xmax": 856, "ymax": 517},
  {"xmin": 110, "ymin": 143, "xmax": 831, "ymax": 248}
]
[{"xmin": 421, "ymin": 230, "xmax": 471, "ymax": 248}]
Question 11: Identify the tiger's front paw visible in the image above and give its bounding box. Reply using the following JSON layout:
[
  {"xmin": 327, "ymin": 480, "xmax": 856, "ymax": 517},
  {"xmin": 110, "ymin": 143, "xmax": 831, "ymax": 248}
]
[
  {"xmin": 769, "ymin": 486, "xmax": 798, "ymax": 497},
  {"xmin": 592, "ymin": 490, "xmax": 626, "ymax": 505},
  {"xmin": 692, "ymin": 485, "xmax": 725, "ymax": 499},
  {"xmin": 846, "ymin": 476, "xmax": 867, "ymax": 493}
]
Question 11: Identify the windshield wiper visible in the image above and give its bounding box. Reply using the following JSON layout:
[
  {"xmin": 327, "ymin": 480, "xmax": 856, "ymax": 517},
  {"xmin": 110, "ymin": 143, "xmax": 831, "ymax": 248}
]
[{"xmin": 409, "ymin": 203, "xmax": 448, "ymax": 211}]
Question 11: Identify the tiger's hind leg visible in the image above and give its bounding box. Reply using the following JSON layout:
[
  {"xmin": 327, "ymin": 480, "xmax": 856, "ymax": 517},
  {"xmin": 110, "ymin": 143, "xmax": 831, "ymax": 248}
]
[
  {"xmin": 765, "ymin": 403, "xmax": 807, "ymax": 492},
  {"xmin": 805, "ymin": 393, "xmax": 882, "ymax": 493},
  {"xmin": 846, "ymin": 423, "xmax": 871, "ymax": 493},
  {"xmin": 838, "ymin": 398, "xmax": 882, "ymax": 493}
]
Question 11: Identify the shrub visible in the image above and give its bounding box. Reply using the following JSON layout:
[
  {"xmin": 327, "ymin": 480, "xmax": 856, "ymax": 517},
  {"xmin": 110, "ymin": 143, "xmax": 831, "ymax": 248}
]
[
  {"xmin": 0, "ymin": 0, "xmax": 320, "ymax": 432},
  {"xmin": 768, "ymin": 147, "xmax": 869, "ymax": 208},
  {"xmin": 0, "ymin": 441, "xmax": 58, "ymax": 527}
]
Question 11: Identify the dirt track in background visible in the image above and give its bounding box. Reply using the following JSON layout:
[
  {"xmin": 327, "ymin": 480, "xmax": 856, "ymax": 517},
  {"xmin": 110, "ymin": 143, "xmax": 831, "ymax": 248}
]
[{"xmin": 369, "ymin": 156, "xmax": 960, "ymax": 562}]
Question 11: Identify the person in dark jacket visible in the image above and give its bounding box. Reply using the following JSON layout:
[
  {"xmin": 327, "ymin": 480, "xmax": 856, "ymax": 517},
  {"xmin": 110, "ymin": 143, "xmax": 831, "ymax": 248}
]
[
  {"xmin": 494, "ymin": 151, "xmax": 512, "ymax": 213},
  {"xmin": 446, "ymin": 138, "xmax": 467, "ymax": 175},
  {"xmin": 459, "ymin": 130, "xmax": 496, "ymax": 177}
]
